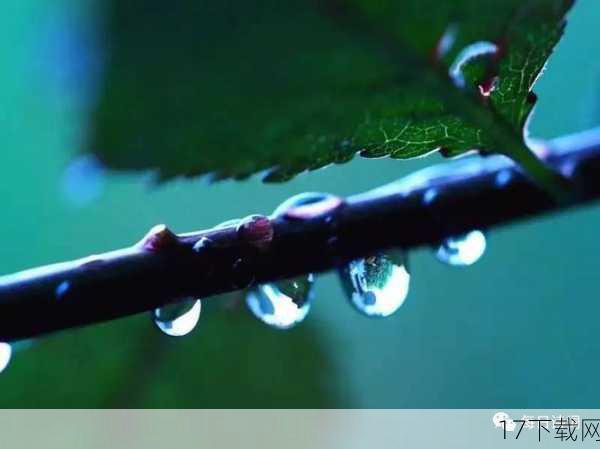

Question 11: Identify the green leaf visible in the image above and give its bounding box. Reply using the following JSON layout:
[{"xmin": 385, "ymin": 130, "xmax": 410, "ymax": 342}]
[{"xmin": 89, "ymin": 0, "xmax": 574, "ymax": 190}]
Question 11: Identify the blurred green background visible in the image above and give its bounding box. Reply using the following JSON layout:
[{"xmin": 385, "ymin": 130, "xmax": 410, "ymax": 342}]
[{"xmin": 1, "ymin": 0, "xmax": 600, "ymax": 407}]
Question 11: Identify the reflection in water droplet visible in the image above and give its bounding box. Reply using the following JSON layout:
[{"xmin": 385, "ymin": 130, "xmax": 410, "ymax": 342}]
[
  {"xmin": 153, "ymin": 298, "xmax": 201, "ymax": 337},
  {"xmin": 61, "ymin": 155, "xmax": 106, "ymax": 207},
  {"xmin": 246, "ymin": 274, "xmax": 314, "ymax": 329},
  {"xmin": 0, "ymin": 343, "xmax": 11, "ymax": 373},
  {"xmin": 436, "ymin": 230, "xmax": 486, "ymax": 267},
  {"xmin": 273, "ymin": 192, "xmax": 343, "ymax": 221},
  {"xmin": 340, "ymin": 252, "xmax": 410, "ymax": 318}
]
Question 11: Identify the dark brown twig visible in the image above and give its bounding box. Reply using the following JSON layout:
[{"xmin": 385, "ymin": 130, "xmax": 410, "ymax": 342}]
[{"xmin": 1, "ymin": 128, "xmax": 599, "ymax": 341}]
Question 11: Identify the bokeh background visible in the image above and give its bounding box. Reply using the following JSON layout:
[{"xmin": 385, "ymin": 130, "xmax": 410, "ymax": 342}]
[{"xmin": 1, "ymin": 0, "xmax": 599, "ymax": 407}]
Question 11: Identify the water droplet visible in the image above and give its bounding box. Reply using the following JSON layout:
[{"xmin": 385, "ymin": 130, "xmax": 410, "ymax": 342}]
[
  {"xmin": 449, "ymin": 41, "xmax": 498, "ymax": 88},
  {"xmin": 246, "ymin": 274, "xmax": 314, "ymax": 329},
  {"xmin": 237, "ymin": 215, "xmax": 274, "ymax": 251},
  {"xmin": 435, "ymin": 230, "xmax": 486, "ymax": 266},
  {"xmin": 340, "ymin": 252, "xmax": 410, "ymax": 318},
  {"xmin": 153, "ymin": 298, "xmax": 201, "ymax": 337},
  {"xmin": 0, "ymin": 343, "xmax": 11, "ymax": 373},
  {"xmin": 55, "ymin": 280, "xmax": 71, "ymax": 300},
  {"xmin": 61, "ymin": 155, "xmax": 106, "ymax": 207},
  {"xmin": 274, "ymin": 192, "xmax": 343, "ymax": 221}
]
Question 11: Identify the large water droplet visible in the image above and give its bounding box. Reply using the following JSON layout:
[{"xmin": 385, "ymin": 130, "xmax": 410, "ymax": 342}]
[
  {"xmin": 153, "ymin": 298, "xmax": 201, "ymax": 337},
  {"xmin": 0, "ymin": 343, "xmax": 12, "ymax": 373},
  {"xmin": 246, "ymin": 274, "xmax": 314, "ymax": 329},
  {"xmin": 340, "ymin": 252, "xmax": 410, "ymax": 318},
  {"xmin": 435, "ymin": 230, "xmax": 486, "ymax": 267}
]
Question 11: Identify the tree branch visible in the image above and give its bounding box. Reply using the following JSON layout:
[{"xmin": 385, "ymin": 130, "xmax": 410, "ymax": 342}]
[{"xmin": 1, "ymin": 128, "xmax": 600, "ymax": 341}]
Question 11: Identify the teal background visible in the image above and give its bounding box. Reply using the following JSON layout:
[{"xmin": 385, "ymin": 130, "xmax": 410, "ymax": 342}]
[{"xmin": 0, "ymin": 1, "xmax": 599, "ymax": 407}]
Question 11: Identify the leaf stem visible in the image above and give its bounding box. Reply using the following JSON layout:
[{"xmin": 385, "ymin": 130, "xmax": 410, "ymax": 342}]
[{"xmin": 508, "ymin": 142, "xmax": 573, "ymax": 202}]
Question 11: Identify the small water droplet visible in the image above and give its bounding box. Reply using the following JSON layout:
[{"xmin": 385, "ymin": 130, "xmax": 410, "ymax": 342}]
[
  {"xmin": 55, "ymin": 280, "xmax": 71, "ymax": 300},
  {"xmin": 339, "ymin": 251, "xmax": 410, "ymax": 318},
  {"xmin": 246, "ymin": 274, "xmax": 314, "ymax": 329},
  {"xmin": 153, "ymin": 298, "xmax": 201, "ymax": 337},
  {"xmin": 274, "ymin": 192, "xmax": 343, "ymax": 221},
  {"xmin": 435, "ymin": 230, "xmax": 486, "ymax": 266},
  {"xmin": 0, "ymin": 343, "xmax": 11, "ymax": 373},
  {"xmin": 61, "ymin": 155, "xmax": 105, "ymax": 207},
  {"xmin": 237, "ymin": 215, "xmax": 274, "ymax": 251}
]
